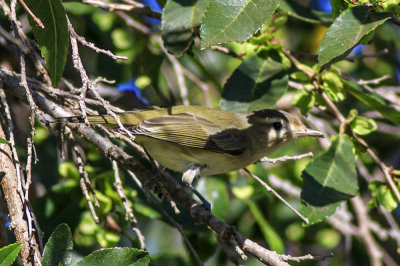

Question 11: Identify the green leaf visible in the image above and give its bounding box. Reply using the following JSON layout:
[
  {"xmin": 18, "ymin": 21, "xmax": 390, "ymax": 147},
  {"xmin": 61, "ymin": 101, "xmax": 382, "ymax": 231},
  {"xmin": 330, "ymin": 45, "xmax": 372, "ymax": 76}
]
[
  {"xmin": 200, "ymin": 0, "xmax": 279, "ymax": 48},
  {"xmin": 321, "ymin": 70, "xmax": 345, "ymax": 102},
  {"xmin": 77, "ymin": 248, "xmax": 150, "ymax": 266},
  {"xmin": 279, "ymin": 0, "xmax": 333, "ymax": 26},
  {"xmin": 0, "ymin": 137, "xmax": 9, "ymax": 144},
  {"xmin": 351, "ymin": 116, "xmax": 377, "ymax": 135},
  {"xmin": 162, "ymin": 0, "xmax": 209, "ymax": 56},
  {"xmin": 0, "ymin": 243, "xmax": 22, "ymax": 266},
  {"xmin": 368, "ymin": 181, "xmax": 397, "ymax": 212},
  {"xmin": 343, "ymin": 79, "xmax": 400, "ymax": 126},
  {"xmin": 301, "ymin": 134, "xmax": 358, "ymax": 225},
  {"xmin": 318, "ymin": 6, "xmax": 391, "ymax": 69},
  {"xmin": 42, "ymin": 223, "xmax": 73, "ymax": 266},
  {"xmin": 220, "ymin": 55, "xmax": 288, "ymax": 112},
  {"xmin": 25, "ymin": 0, "xmax": 69, "ymax": 87},
  {"xmin": 291, "ymin": 89, "xmax": 315, "ymax": 115}
]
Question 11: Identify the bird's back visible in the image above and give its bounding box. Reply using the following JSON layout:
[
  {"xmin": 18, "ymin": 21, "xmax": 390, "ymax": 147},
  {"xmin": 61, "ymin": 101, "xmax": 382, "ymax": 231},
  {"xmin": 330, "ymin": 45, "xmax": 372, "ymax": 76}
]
[{"xmin": 73, "ymin": 106, "xmax": 248, "ymax": 130}]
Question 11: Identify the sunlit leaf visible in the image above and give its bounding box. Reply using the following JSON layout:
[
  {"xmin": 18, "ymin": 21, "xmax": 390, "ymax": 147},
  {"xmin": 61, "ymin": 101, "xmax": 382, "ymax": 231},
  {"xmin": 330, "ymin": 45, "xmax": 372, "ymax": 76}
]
[
  {"xmin": 291, "ymin": 89, "xmax": 315, "ymax": 115},
  {"xmin": 368, "ymin": 181, "xmax": 397, "ymax": 212},
  {"xmin": 351, "ymin": 116, "xmax": 377, "ymax": 135},
  {"xmin": 200, "ymin": 0, "xmax": 279, "ymax": 48},
  {"xmin": 318, "ymin": 6, "xmax": 391, "ymax": 69},
  {"xmin": 0, "ymin": 243, "xmax": 22, "ymax": 266},
  {"xmin": 321, "ymin": 70, "xmax": 345, "ymax": 102},
  {"xmin": 77, "ymin": 248, "xmax": 150, "ymax": 266}
]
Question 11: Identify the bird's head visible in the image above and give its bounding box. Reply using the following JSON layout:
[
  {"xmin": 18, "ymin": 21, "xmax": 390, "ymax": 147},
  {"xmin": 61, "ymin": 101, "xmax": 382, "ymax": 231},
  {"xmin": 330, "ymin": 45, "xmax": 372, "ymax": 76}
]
[{"xmin": 247, "ymin": 109, "xmax": 323, "ymax": 146}]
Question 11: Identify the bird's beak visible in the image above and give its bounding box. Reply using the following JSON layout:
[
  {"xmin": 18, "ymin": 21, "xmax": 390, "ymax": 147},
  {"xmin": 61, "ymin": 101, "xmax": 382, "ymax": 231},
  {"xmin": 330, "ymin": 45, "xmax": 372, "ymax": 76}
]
[{"xmin": 293, "ymin": 128, "xmax": 324, "ymax": 138}]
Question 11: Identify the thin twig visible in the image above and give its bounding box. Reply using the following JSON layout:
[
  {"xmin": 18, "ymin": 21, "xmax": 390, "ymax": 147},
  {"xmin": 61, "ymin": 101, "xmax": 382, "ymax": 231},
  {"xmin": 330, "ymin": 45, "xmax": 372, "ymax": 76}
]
[
  {"xmin": 260, "ymin": 152, "xmax": 314, "ymax": 164},
  {"xmin": 242, "ymin": 168, "xmax": 309, "ymax": 224},
  {"xmin": 69, "ymin": 25, "xmax": 128, "ymax": 61},
  {"xmin": 18, "ymin": 0, "xmax": 44, "ymax": 28},
  {"xmin": 280, "ymin": 252, "xmax": 333, "ymax": 262},
  {"xmin": 72, "ymin": 141, "xmax": 100, "ymax": 223},
  {"xmin": 112, "ymin": 161, "xmax": 146, "ymax": 249},
  {"xmin": 163, "ymin": 49, "xmax": 189, "ymax": 105},
  {"xmin": 210, "ymin": 45, "xmax": 244, "ymax": 59},
  {"xmin": 346, "ymin": 49, "xmax": 389, "ymax": 61},
  {"xmin": 357, "ymin": 75, "xmax": 391, "ymax": 85},
  {"xmin": 83, "ymin": 0, "xmax": 161, "ymax": 19}
]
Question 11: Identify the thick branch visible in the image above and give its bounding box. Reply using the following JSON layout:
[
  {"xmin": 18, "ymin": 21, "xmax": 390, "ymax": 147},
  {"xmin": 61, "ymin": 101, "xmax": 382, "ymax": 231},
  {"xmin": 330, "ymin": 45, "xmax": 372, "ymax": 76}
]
[{"xmin": 0, "ymin": 118, "xmax": 41, "ymax": 265}]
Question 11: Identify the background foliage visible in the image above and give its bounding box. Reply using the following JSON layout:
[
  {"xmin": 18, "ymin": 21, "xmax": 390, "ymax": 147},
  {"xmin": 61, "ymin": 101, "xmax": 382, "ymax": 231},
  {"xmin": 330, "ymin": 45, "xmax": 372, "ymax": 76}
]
[{"xmin": 1, "ymin": 0, "xmax": 400, "ymax": 265}]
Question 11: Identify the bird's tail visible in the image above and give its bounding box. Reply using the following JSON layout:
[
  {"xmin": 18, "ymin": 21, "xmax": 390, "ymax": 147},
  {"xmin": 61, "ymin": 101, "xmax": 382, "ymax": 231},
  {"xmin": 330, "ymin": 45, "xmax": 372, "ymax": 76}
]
[
  {"xmin": 56, "ymin": 114, "xmax": 119, "ymax": 125},
  {"xmin": 57, "ymin": 106, "xmax": 163, "ymax": 126}
]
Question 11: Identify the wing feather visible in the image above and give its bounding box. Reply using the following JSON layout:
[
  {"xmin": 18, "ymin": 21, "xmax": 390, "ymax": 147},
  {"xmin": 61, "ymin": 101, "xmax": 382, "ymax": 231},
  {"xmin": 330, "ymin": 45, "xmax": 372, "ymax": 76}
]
[{"xmin": 128, "ymin": 113, "xmax": 245, "ymax": 155}]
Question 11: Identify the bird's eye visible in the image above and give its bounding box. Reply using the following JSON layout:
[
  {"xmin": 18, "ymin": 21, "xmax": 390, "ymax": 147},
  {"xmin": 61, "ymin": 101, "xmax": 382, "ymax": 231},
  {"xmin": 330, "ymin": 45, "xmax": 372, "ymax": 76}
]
[{"xmin": 273, "ymin": 122, "xmax": 282, "ymax": 131}]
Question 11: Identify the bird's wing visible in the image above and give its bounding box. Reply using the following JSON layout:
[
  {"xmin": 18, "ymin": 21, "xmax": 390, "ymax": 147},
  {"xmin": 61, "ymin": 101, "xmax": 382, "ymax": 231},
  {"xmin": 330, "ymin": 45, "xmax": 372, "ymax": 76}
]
[{"xmin": 128, "ymin": 113, "xmax": 245, "ymax": 156}]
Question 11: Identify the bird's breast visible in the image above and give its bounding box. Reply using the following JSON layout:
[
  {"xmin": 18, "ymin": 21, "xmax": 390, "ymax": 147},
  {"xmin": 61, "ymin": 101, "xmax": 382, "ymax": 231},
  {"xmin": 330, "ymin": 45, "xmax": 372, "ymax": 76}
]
[{"xmin": 136, "ymin": 136, "xmax": 264, "ymax": 176}]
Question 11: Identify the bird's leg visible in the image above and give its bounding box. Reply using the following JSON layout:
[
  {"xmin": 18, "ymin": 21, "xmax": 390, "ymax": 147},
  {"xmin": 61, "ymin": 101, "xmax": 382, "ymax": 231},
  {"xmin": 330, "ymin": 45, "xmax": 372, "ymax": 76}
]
[{"xmin": 182, "ymin": 165, "xmax": 211, "ymax": 211}]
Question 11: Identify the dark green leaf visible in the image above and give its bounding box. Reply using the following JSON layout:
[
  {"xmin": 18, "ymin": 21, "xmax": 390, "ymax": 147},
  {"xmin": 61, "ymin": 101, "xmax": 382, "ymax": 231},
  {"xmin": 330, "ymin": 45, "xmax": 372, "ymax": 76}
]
[
  {"xmin": 0, "ymin": 137, "xmax": 9, "ymax": 144},
  {"xmin": 279, "ymin": 0, "xmax": 333, "ymax": 26},
  {"xmin": 318, "ymin": 6, "xmax": 391, "ymax": 69},
  {"xmin": 77, "ymin": 248, "xmax": 150, "ymax": 266},
  {"xmin": 343, "ymin": 79, "xmax": 400, "ymax": 126},
  {"xmin": 162, "ymin": 0, "xmax": 209, "ymax": 56},
  {"xmin": 330, "ymin": 0, "xmax": 347, "ymax": 18},
  {"xmin": 25, "ymin": 0, "xmax": 69, "ymax": 87},
  {"xmin": 42, "ymin": 223, "xmax": 73, "ymax": 266},
  {"xmin": 200, "ymin": 0, "xmax": 279, "ymax": 48},
  {"xmin": 220, "ymin": 55, "xmax": 288, "ymax": 112},
  {"xmin": 0, "ymin": 243, "xmax": 22, "ymax": 266},
  {"xmin": 301, "ymin": 135, "xmax": 358, "ymax": 225}
]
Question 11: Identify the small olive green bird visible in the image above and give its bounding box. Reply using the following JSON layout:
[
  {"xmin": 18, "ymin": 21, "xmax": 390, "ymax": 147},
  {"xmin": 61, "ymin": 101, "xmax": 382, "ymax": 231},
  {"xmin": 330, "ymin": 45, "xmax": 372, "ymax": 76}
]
[{"xmin": 63, "ymin": 106, "xmax": 323, "ymax": 208}]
